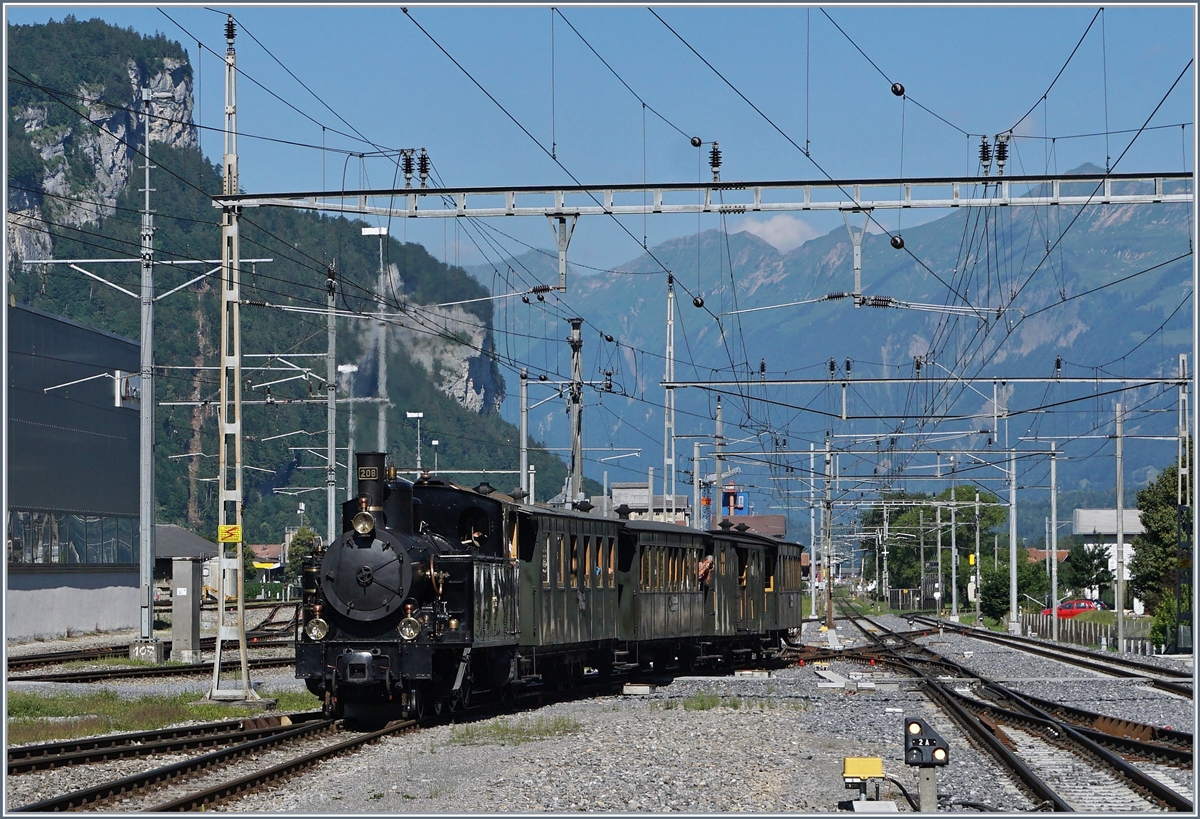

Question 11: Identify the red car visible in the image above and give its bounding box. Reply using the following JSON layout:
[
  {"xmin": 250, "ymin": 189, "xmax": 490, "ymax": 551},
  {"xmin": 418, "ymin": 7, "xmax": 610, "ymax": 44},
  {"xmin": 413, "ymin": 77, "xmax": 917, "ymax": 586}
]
[{"xmin": 1042, "ymin": 599, "xmax": 1103, "ymax": 618}]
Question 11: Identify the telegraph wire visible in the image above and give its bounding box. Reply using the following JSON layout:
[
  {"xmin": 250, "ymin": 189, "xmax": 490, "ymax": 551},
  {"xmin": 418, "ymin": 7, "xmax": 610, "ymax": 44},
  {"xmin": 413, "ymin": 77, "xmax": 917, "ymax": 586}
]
[
  {"xmin": 818, "ymin": 8, "xmax": 969, "ymax": 137},
  {"xmin": 553, "ymin": 8, "xmax": 694, "ymax": 142},
  {"xmin": 1007, "ymin": 8, "xmax": 1102, "ymax": 136}
]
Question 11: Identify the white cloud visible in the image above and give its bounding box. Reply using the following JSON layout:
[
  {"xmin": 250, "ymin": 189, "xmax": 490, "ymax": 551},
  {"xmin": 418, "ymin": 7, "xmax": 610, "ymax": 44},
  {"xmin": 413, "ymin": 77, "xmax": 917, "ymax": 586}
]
[{"xmin": 734, "ymin": 214, "xmax": 821, "ymax": 253}]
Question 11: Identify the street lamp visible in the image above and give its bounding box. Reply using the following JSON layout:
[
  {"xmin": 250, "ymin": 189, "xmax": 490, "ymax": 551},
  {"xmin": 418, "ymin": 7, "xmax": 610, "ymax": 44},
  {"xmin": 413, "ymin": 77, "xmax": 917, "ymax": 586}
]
[
  {"xmin": 431, "ymin": 439, "xmax": 439, "ymax": 474},
  {"xmin": 406, "ymin": 412, "xmax": 423, "ymax": 470}
]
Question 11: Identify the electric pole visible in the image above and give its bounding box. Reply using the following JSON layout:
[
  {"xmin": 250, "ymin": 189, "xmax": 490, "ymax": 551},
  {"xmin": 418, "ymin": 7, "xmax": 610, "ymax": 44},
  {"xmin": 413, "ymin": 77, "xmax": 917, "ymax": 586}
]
[
  {"xmin": 567, "ymin": 317, "xmax": 584, "ymax": 502},
  {"xmin": 326, "ymin": 263, "xmax": 337, "ymax": 546},
  {"xmin": 663, "ymin": 274, "xmax": 676, "ymax": 522},
  {"xmin": 210, "ymin": 15, "xmax": 257, "ymax": 702},
  {"xmin": 1115, "ymin": 402, "xmax": 1125, "ymax": 647}
]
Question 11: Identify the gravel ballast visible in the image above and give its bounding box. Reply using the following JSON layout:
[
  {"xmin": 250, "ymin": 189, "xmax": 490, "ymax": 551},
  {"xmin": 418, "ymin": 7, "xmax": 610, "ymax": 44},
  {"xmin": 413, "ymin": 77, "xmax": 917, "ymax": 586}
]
[{"xmin": 6, "ymin": 614, "xmax": 1195, "ymax": 813}]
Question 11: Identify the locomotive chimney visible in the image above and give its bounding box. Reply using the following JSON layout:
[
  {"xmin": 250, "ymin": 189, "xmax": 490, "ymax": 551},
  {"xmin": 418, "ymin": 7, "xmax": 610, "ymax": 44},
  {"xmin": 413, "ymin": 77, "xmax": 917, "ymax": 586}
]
[{"xmin": 353, "ymin": 452, "xmax": 388, "ymax": 528}]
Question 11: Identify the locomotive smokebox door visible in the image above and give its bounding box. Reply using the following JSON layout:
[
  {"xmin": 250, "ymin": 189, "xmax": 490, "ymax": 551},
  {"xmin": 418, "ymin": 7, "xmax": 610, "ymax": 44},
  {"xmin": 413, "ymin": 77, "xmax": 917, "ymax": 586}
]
[{"xmin": 321, "ymin": 532, "xmax": 412, "ymax": 622}]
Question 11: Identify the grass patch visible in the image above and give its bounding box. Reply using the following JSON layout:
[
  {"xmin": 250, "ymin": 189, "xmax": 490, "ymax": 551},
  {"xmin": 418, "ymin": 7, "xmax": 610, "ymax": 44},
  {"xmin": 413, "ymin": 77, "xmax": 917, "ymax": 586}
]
[
  {"xmin": 448, "ymin": 715, "xmax": 581, "ymax": 747},
  {"xmin": 6, "ymin": 688, "xmax": 320, "ymax": 746},
  {"xmin": 682, "ymin": 693, "xmax": 721, "ymax": 711}
]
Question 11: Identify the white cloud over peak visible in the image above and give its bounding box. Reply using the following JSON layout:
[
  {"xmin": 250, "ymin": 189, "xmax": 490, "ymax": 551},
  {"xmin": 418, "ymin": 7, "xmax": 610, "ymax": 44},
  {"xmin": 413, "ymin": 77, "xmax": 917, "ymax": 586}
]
[{"xmin": 734, "ymin": 214, "xmax": 821, "ymax": 253}]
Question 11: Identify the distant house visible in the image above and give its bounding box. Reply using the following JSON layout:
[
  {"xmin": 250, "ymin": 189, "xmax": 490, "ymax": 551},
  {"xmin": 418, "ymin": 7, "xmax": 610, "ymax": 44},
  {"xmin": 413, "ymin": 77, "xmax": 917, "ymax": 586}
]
[
  {"xmin": 249, "ymin": 542, "xmax": 283, "ymax": 583},
  {"xmin": 1025, "ymin": 548, "xmax": 1070, "ymax": 564}
]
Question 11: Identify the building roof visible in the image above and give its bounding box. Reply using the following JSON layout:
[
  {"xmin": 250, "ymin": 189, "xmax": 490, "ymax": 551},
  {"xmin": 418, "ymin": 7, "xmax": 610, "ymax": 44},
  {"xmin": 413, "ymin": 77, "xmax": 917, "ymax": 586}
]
[
  {"xmin": 1026, "ymin": 548, "xmax": 1070, "ymax": 564},
  {"xmin": 154, "ymin": 525, "xmax": 218, "ymax": 560},
  {"xmin": 251, "ymin": 543, "xmax": 282, "ymax": 562}
]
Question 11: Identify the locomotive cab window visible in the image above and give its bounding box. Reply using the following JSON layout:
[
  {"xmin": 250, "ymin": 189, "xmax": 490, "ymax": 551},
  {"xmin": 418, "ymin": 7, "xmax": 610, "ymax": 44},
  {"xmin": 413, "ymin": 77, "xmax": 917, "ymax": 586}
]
[{"xmin": 458, "ymin": 508, "xmax": 490, "ymax": 551}]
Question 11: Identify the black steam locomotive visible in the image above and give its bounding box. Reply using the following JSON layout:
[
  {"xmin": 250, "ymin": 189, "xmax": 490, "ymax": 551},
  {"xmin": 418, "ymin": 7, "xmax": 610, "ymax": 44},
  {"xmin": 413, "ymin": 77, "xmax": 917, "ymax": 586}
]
[{"xmin": 297, "ymin": 452, "xmax": 806, "ymax": 718}]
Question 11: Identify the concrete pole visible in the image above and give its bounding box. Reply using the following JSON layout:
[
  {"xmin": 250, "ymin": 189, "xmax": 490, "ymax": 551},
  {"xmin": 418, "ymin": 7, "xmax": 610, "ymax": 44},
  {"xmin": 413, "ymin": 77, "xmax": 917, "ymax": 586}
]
[
  {"xmin": 326, "ymin": 266, "xmax": 337, "ymax": 546},
  {"xmin": 810, "ymin": 443, "xmax": 817, "ymax": 617},
  {"xmin": 882, "ymin": 507, "xmax": 889, "ymax": 601},
  {"xmin": 567, "ymin": 318, "xmax": 584, "ymax": 502},
  {"xmin": 714, "ymin": 397, "xmax": 724, "ymax": 519},
  {"xmin": 519, "ymin": 369, "xmax": 529, "ymax": 494},
  {"xmin": 663, "ymin": 275, "xmax": 676, "ymax": 521},
  {"xmin": 974, "ymin": 490, "xmax": 981, "ymax": 623},
  {"xmin": 1008, "ymin": 448, "xmax": 1019, "ymax": 634},
  {"xmin": 1051, "ymin": 442, "xmax": 1059, "ymax": 641},
  {"xmin": 936, "ymin": 505, "xmax": 943, "ymax": 615},
  {"xmin": 824, "ymin": 435, "xmax": 834, "ymax": 629},
  {"xmin": 137, "ymin": 87, "xmax": 157, "ymax": 648},
  {"xmin": 1115, "ymin": 403, "xmax": 1125, "ymax": 646},
  {"xmin": 919, "ymin": 509, "xmax": 926, "ymax": 607},
  {"xmin": 374, "ymin": 231, "xmax": 388, "ymax": 453},
  {"xmin": 951, "ymin": 499, "xmax": 959, "ymax": 619},
  {"xmin": 692, "ymin": 441, "xmax": 701, "ymax": 528},
  {"xmin": 647, "ymin": 466, "xmax": 655, "ymax": 520},
  {"xmin": 346, "ymin": 401, "xmax": 355, "ymax": 496}
]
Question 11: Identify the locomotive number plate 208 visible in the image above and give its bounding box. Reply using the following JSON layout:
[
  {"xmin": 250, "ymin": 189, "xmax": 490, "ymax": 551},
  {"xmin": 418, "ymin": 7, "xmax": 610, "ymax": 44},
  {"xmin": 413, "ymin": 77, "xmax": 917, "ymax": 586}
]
[{"xmin": 358, "ymin": 467, "xmax": 379, "ymax": 480}]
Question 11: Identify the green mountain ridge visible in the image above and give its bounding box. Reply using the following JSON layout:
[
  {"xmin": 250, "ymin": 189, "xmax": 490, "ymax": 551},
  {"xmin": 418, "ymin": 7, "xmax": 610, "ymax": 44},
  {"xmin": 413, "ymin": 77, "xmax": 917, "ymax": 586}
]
[{"xmin": 6, "ymin": 19, "xmax": 578, "ymax": 543}]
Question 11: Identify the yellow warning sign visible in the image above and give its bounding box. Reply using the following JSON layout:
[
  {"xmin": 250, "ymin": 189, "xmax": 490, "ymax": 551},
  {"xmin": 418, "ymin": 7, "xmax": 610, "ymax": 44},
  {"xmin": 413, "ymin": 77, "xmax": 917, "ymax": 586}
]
[{"xmin": 218, "ymin": 525, "xmax": 243, "ymax": 543}]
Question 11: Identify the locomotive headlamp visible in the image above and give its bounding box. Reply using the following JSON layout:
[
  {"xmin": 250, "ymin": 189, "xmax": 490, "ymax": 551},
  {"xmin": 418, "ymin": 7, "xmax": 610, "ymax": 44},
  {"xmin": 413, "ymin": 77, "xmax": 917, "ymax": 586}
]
[
  {"xmin": 305, "ymin": 618, "xmax": 329, "ymax": 641},
  {"xmin": 399, "ymin": 617, "xmax": 421, "ymax": 641},
  {"xmin": 352, "ymin": 510, "xmax": 375, "ymax": 535}
]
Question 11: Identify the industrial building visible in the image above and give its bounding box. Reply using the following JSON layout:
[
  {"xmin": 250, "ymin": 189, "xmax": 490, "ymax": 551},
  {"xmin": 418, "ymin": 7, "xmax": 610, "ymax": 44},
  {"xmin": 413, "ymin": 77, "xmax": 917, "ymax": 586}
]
[{"xmin": 6, "ymin": 304, "xmax": 142, "ymax": 639}]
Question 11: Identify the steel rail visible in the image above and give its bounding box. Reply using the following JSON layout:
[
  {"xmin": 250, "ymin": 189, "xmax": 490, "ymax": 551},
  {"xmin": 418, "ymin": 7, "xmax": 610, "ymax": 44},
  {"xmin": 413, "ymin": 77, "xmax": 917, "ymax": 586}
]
[
  {"xmin": 6, "ymin": 712, "xmax": 323, "ymax": 772},
  {"xmin": 8, "ymin": 716, "xmax": 325, "ymax": 774},
  {"xmin": 951, "ymin": 688, "xmax": 1193, "ymax": 768},
  {"xmin": 1007, "ymin": 689, "xmax": 1194, "ymax": 752},
  {"xmin": 843, "ymin": 602, "xmax": 1194, "ymax": 811},
  {"xmin": 10, "ymin": 655, "xmax": 293, "ymax": 683},
  {"xmin": 10, "ymin": 719, "xmax": 340, "ymax": 812},
  {"xmin": 6, "ymin": 637, "xmax": 293, "ymax": 672},
  {"xmin": 914, "ymin": 617, "xmax": 1194, "ymax": 698},
  {"xmin": 145, "ymin": 719, "xmax": 419, "ymax": 811}
]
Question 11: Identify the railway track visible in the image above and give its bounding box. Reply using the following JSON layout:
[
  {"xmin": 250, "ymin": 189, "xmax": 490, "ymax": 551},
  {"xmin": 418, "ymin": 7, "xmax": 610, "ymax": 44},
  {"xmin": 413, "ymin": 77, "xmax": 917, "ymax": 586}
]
[
  {"xmin": 6, "ymin": 637, "xmax": 295, "ymax": 675},
  {"xmin": 837, "ymin": 600, "xmax": 1193, "ymax": 812},
  {"xmin": 912, "ymin": 616, "xmax": 1194, "ymax": 699},
  {"xmin": 8, "ymin": 715, "xmax": 352, "ymax": 812},
  {"xmin": 7, "ymin": 713, "xmax": 323, "ymax": 774},
  {"xmin": 9, "ymin": 654, "xmax": 295, "ymax": 684}
]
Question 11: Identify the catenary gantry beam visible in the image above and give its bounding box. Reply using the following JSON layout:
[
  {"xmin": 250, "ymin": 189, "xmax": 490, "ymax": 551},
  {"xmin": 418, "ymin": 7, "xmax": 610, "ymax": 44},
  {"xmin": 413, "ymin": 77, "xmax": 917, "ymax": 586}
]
[{"xmin": 213, "ymin": 172, "xmax": 1192, "ymax": 219}]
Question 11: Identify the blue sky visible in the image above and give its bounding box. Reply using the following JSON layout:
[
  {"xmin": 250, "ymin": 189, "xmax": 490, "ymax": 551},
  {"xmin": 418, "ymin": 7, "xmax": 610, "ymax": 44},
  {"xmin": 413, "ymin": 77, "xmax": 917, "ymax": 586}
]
[{"xmin": 7, "ymin": 4, "xmax": 1196, "ymax": 272}]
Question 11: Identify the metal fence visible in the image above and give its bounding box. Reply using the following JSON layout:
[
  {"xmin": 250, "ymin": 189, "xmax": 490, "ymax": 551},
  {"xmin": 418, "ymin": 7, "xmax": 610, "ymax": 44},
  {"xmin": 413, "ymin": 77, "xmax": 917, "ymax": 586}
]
[
  {"xmin": 1021, "ymin": 612, "xmax": 1158, "ymax": 654},
  {"xmin": 888, "ymin": 588, "xmax": 934, "ymax": 610}
]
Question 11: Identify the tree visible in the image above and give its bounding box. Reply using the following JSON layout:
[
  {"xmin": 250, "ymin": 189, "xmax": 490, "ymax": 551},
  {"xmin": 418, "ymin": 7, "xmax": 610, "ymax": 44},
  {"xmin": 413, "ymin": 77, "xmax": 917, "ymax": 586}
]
[
  {"xmin": 979, "ymin": 555, "xmax": 1049, "ymax": 621},
  {"xmin": 1059, "ymin": 542, "xmax": 1113, "ymax": 598},
  {"xmin": 1130, "ymin": 447, "xmax": 1192, "ymax": 613},
  {"xmin": 286, "ymin": 526, "xmax": 317, "ymax": 583}
]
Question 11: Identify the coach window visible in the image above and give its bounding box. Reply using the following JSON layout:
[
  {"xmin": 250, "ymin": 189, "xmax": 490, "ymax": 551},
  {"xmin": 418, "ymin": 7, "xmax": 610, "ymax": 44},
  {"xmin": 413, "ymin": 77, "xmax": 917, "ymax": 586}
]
[
  {"xmin": 582, "ymin": 536, "xmax": 592, "ymax": 588},
  {"xmin": 736, "ymin": 549, "xmax": 748, "ymax": 588},
  {"xmin": 541, "ymin": 534, "xmax": 551, "ymax": 587},
  {"xmin": 606, "ymin": 537, "xmax": 616, "ymax": 587}
]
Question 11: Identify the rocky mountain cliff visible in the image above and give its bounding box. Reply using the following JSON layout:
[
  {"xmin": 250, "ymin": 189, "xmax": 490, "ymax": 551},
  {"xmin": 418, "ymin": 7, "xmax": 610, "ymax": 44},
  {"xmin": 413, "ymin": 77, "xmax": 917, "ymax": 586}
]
[{"xmin": 6, "ymin": 18, "xmax": 197, "ymax": 267}]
